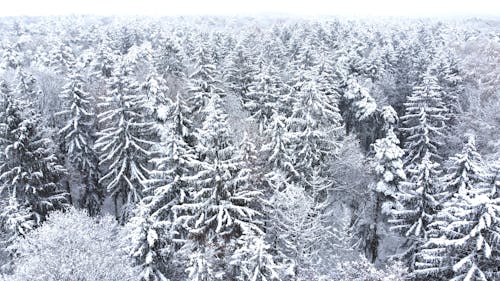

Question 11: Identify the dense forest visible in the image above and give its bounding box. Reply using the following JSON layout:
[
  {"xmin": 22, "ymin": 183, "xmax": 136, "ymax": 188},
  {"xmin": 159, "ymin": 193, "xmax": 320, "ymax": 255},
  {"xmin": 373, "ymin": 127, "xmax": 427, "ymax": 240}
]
[{"xmin": 0, "ymin": 15, "xmax": 499, "ymax": 281}]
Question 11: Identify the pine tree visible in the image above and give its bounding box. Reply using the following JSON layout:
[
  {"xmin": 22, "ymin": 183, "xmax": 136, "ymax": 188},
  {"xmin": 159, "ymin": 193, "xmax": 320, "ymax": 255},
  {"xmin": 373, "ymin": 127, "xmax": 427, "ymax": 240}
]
[
  {"xmin": 0, "ymin": 103, "xmax": 67, "ymax": 234},
  {"xmin": 401, "ymin": 70, "xmax": 448, "ymax": 166},
  {"xmin": 186, "ymin": 41, "xmax": 223, "ymax": 114},
  {"xmin": 390, "ymin": 153, "xmax": 442, "ymax": 271},
  {"xmin": 95, "ymin": 63, "xmax": 155, "ymax": 221},
  {"xmin": 245, "ymin": 64, "xmax": 285, "ymax": 132},
  {"xmin": 129, "ymin": 97, "xmax": 198, "ymax": 280},
  {"xmin": 287, "ymin": 70, "xmax": 342, "ymax": 180},
  {"xmin": 174, "ymin": 96, "xmax": 263, "ymax": 280},
  {"xmin": 57, "ymin": 70, "xmax": 102, "ymax": 216},
  {"xmin": 415, "ymin": 135, "xmax": 499, "ymax": 281}
]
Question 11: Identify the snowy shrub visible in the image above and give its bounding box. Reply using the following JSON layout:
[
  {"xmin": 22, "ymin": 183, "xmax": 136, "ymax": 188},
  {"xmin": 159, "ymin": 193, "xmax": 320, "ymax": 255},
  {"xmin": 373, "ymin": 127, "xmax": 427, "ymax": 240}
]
[
  {"xmin": 3, "ymin": 208, "xmax": 138, "ymax": 281},
  {"xmin": 332, "ymin": 256, "xmax": 408, "ymax": 281}
]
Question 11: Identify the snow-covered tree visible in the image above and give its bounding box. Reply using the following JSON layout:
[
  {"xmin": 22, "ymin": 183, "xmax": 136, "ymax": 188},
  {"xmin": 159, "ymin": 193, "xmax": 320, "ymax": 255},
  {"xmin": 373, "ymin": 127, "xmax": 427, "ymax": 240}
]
[
  {"xmin": 271, "ymin": 182, "xmax": 338, "ymax": 279},
  {"xmin": 174, "ymin": 95, "xmax": 263, "ymax": 280},
  {"xmin": 3, "ymin": 208, "xmax": 138, "ymax": 281},
  {"xmin": 186, "ymin": 41, "xmax": 223, "ymax": 113},
  {"xmin": 245, "ymin": 64, "xmax": 285, "ymax": 132},
  {"xmin": 48, "ymin": 41, "xmax": 76, "ymax": 74},
  {"xmin": 340, "ymin": 75, "xmax": 378, "ymax": 150},
  {"xmin": 373, "ymin": 128, "xmax": 406, "ymax": 212},
  {"xmin": 260, "ymin": 112, "xmax": 298, "ymax": 191},
  {"xmin": 414, "ymin": 136, "xmax": 499, "ymax": 281},
  {"xmin": 390, "ymin": 153, "xmax": 443, "ymax": 271},
  {"xmin": 95, "ymin": 63, "xmax": 155, "ymax": 221},
  {"xmin": 57, "ymin": 70, "xmax": 102, "ymax": 216},
  {"xmin": 360, "ymin": 127, "xmax": 406, "ymax": 262},
  {"xmin": 401, "ymin": 71, "xmax": 448, "ymax": 166},
  {"xmin": 230, "ymin": 235, "xmax": 281, "ymax": 281},
  {"xmin": 0, "ymin": 108, "xmax": 67, "ymax": 235},
  {"xmin": 442, "ymin": 135, "xmax": 486, "ymax": 197},
  {"xmin": 154, "ymin": 35, "xmax": 186, "ymax": 79},
  {"xmin": 128, "ymin": 103, "xmax": 198, "ymax": 280},
  {"xmin": 224, "ymin": 44, "xmax": 256, "ymax": 101},
  {"xmin": 287, "ymin": 71, "xmax": 342, "ymax": 179},
  {"xmin": 334, "ymin": 256, "xmax": 408, "ymax": 281}
]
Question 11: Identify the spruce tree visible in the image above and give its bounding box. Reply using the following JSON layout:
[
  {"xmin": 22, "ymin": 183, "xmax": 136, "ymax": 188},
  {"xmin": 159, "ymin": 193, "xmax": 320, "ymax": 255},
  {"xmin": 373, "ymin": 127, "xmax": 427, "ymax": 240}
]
[
  {"xmin": 415, "ymin": 135, "xmax": 499, "ymax": 281},
  {"xmin": 390, "ymin": 153, "xmax": 443, "ymax": 271},
  {"xmin": 174, "ymin": 95, "xmax": 263, "ymax": 280},
  {"xmin": 0, "ymin": 99, "xmax": 67, "ymax": 235},
  {"xmin": 129, "ymin": 96, "xmax": 198, "ymax": 281},
  {"xmin": 287, "ymin": 70, "xmax": 342, "ymax": 179},
  {"xmin": 245, "ymin": 64, "xmax": 285, "ymax": 132},
  {"xmin": 95, "ymin": 63, "xmax": 155, "ymax": 221},
  {"xmin": 58, "ymin": 70, "xmax": 102, "ymax": 216},
  {"xmin": 401, "ymin": 70, "xmax": 448, "ymax": 166},
  {"xmin": 186, "ymin": 41, "xmax": 223, "ymax": 114}
]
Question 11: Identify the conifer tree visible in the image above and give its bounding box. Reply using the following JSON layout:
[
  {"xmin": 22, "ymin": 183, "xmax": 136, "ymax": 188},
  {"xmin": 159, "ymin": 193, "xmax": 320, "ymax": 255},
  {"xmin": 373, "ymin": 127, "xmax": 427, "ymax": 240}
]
[
  {"xmin": 390, "ymin": 153, "xmax": 443, "ymax": 271},
  {"xmin": 174, "ymin": 96, "xmax": 263, "ymax": 280},
  {"xmin": 245, "ymin": 64, "xmax": 284, "ymax": 132},
  {"xmin": 287, "ymin": 71, "xmax": 342, "ymax": 179},
  {"xmin": 361, "ymin": 127, "xmax": 406, "ymax": 262},
  {"xmin": 401, "ymin": 71, "xmax": 448, "ymax": 166},
  {"xmin": 129, "ymin": 96, "xmax": 198, "ymax": 281},
  {"xmin": 58, "ymin": 70, "xmax": 102, "ymax": 216},
  {"xmin": 0, "ymin": 99, "xmax": 67, "ymax": 235},
  {"xmin": 224, "ymin": 44, "xmax": 256, "ymax": 102},
  {"xmin": 95, "ymin": 63, "xmax": 155, "ymax": 221},
  {"xmin": 415, "ymin": 135, "xmax": 499, "ymax": 281},
  {"xmin": 186, "ymin": 41, "xmax": 223, "ymax": 114},
  {"xmin": 154, "ymin": 35, "xmax": 186, "ymax": 79}
]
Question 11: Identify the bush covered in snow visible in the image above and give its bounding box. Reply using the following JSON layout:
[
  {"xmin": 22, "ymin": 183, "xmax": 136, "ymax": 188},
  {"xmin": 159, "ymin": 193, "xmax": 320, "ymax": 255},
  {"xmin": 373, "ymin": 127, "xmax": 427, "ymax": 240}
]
[
  {"xmin": 1, "ymin": 208, "xmax": 138, "ymax": 281},
  {"xmin": 332, "ymin": 256, "xmax": 408, "ymax": 281}
]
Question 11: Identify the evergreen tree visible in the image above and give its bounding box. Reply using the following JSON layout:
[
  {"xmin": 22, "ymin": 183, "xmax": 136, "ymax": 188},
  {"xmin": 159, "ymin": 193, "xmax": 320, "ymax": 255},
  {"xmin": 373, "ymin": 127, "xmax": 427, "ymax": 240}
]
[
  {"xmin": 415, "ymin": 136, "xmax": 499, "ymax": 281},
  {"xmin": 154, "ymin": 35, "xmax": 186, "ymax": 79},
  {"xmin": 390, "ymin": 152, "xmax": 443, "ymax": 271},
  {"xmin": 174, "ymin": 96, "xmax": 263, "ymax": 280},
  {"xmin": 287, "ymin": 71, "xmax": 342, "ymax": 179},
  {"xmin": 362, "ymin": 127, "xmax": 406, "ymax": 262},
  {"xmin": 95, "ymin": 63, "xmax": 155, "ymax": 221},
  {"xmin": 401, "ymin": 70, "xmax": 448, "ymax": 166},
  {"xmin": 245, "ymin": 64, "xmax": 285, "ymax": 132},
  {"xmin": 442, "ymin": 135, "xmax": 486, "ymax": 197},
  {"xmin": 224, "ymin": 44, "xmax": 256, "ymax": 102},
  {"xmin": 0, "ymin": 104, "xmax": 67, "ymax": 235},
  {"xmin": 340, "ymin": 75, "xmax": 378, "ymax": 150},
  {"xmin": 57, "ymin": 70, "xmax": 102, "ymax": 216},
  {"xmin": 129, "ymin": 97, "xmax": 198, "ymax": 281},
  {"xmin": 260, "ymin": 112, "xmax": 298, "ymax": 191},
  {"xmin": 186, "ymin": 41, "xmax": 223, "ymax": 114}
]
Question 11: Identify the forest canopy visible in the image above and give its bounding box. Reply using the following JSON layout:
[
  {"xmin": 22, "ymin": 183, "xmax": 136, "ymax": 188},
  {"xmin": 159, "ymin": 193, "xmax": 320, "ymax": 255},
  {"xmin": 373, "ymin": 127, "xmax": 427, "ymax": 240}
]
[{"xmin": 0, "ymin": 15, "xmax": 499, "ymax": 281}]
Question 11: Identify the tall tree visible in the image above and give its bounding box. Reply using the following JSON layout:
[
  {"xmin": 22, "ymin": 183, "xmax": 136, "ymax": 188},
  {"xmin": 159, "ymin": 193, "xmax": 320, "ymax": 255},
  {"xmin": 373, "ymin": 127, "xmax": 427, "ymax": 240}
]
[
  {"xmin": 57, "ymin": 70, "xmax": 102, "ymax": 216},
  {"xmin": 0, "ymin": 101, "xmax": 67, "ymax": 236},
  {"xmin": 174, "ymin": 96, "xmax": 263, "ymax": 280},
  {"xmin": 129, "ymin": 95, "xmax": 198, "ymax": 281},
  {"xmin": 95, "ymin": 63, "xmax": 155, "ymax": 221}
]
